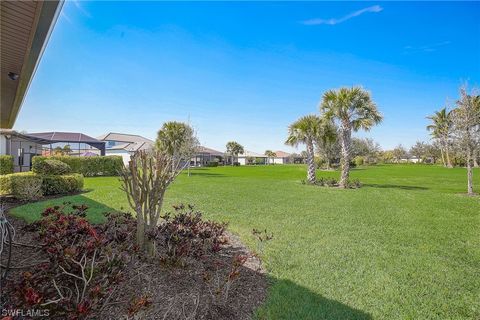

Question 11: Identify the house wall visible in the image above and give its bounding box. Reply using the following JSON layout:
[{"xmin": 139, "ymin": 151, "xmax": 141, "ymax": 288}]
[
  {"xmin": 106, "ymin": 150, "xmax": 131, "ymax": 165},
  {"xmin": 273, "ymin": 157, "xmax": 285, "ymax": 164},
  {"xmin": 7, "ymin": 137, "xmax": 43, "ymax": 172},
  {"xmin": 0, "ymin": 135, "xmax": 6, "ymax": 155},
  {"xmin": 237, "ymin": 157, "xmax": 246, "ymax": 165}
]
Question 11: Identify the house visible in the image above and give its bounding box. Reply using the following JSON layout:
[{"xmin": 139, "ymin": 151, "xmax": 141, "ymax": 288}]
[
  {"xmin": 192, "ymin": 146, "xmax": 224, "ymax": 166},
  {"xmin": 1, "ymin": 0, "xmax": 63, "ymax": 161},
  {"xmin": 97, "ymin": 133, "xmax": 154, "ymax": 165},
  {"xmin": 269, "ymin": 151, "xmax": 292, "ymax": 164},
  {"xmin": 0, "ymin": 130, "xmax": 106, "ymax": 172},
  {"xmin": 236, "ymin": 151, "xmax": 268, "ymax": 165}
]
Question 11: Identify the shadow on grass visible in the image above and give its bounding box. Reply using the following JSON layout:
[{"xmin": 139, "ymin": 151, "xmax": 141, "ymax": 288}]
[
  {"xmin": 8, "ymin": 195, "xmax": 119, "ymax": 224},
  {"xmin": 363, "ymin": 183, "xmax": 428, "ymax": 191},
  {"xmin": 187, "ymin": 171, "xmax": 226, "ymax": 177},
  {"xmin": 257, "ymin": 276, "xmax": 371, "ymax": 320}
]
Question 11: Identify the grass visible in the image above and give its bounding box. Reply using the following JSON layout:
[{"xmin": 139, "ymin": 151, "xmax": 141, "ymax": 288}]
[{"xmin": 10, "ymin": 164, "xmax": 480, "ymax": 319}]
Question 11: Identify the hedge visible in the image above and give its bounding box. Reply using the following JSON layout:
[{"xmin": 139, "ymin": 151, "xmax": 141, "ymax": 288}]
[
  {"xmin": 0, "ymin": 172, "xmax": 83, "ymax": 200},
  {"xmin": 32, "ymin": 156, "xmax": 123, "ymax": 177},
  {"xmin": 0, "ymin": 155, "xmax": 14, "ymax": 175},
  {"xmin": 41, "ymin": 174, "xmax": 84, "ymax": 196},
  {"xmin": 33, "ymin": 159, "xmax": 71, "ymax": 175}
]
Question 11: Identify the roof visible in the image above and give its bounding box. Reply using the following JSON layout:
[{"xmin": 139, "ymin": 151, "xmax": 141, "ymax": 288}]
[
  {"xmin": 28, "ymin": 132, "xmax": 104, "ymax": 144},
  {"xmin": 107, "ymin": 141, "xmax": 153, "ymax": 152},
  {"xmin": 0, "ymin": 129, "xmax": 50, "ymax": 144},
  {"xmin": 196, "ymin": 146, "xmax": 224, "ymax": 156},
  {"xmin": 97, "ymin": 132, "xmax": 153, "ymax": 144},
  {"xmin": 274, "ymin": 151, "xmax": 291, "ymax": 158},
  {"xmin": 1, "ymin": 0, "xmax": 63, "ymax": 128},
  {"xmin": 238, "ymin": 150, "xmax": 267, "ymax": 158}
]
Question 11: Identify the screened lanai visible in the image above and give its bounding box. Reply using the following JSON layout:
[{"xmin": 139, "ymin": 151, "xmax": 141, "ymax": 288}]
[{"xmin": 28, "ymin": 132, "xmax": 106, "ymax": 156}]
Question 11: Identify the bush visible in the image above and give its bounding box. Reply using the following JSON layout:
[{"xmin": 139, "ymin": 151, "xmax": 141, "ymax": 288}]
[
  {"xmin": 233, "ymin": 162, "xmax": 240, "ymax": 166},
  {"xmin": 8, "ymin": 204, "xmax": 128, "ymax": 318},
  {"xmin": 0, "ymin": 172, "xmax": 83, "ymax": 199},
  {"xmin": 32, "ymin": 159, "xmax": 71, "ymax": 175},
  {"xmin": 0, "ymin": 172, "xmax": 43, "ymax": 200},
  {"xmin": 151, "ymin": 204, "xmax": 227, "ymax": 264},
  {"xmin": 41, "ymin": 173, "xmax": 84, "ymax": 195},
  {"xmin": 354, "ymin": 156, "xmax": 364, "ymax": 166},
  {"xmin": 32, "ymin": 156, "xmax": 123, "ymax": 177},
  {"xmin": 205, "ymin": 161, "xmax": 218, "ymax": 167},
  {"xmin": 0, "ymin": 155, "xmax": 14, "ymax": 175}
]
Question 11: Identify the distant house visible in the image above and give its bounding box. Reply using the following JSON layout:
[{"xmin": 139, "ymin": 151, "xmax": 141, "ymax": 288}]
[
  {"xmin": 192, "ymin": 146, "xmax": 224, "ymax": 166},
  {"xmin": 269, "ymin": 151, "xmax": 292, "ymax": 164},
  {"xmin": 0, "ymin": 130, "xmax": 106, "ymax": 172},
  {"xmin": 237, "ymin": 150, "xmax": 268, "ymax": 165},
  {"xmin": 97, "ymin": 133, "xmax": 154, "ymax": 165}
]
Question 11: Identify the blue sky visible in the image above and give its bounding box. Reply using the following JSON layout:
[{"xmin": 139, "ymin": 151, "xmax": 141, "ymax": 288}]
[{"xmin": 16, "ymin": 1, "xmax": 480, "ymax": 152}]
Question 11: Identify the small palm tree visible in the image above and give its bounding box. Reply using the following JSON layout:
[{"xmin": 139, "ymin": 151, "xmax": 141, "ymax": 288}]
[
  {"xmin": 156, "ymin": 121, "xmax": 199, "ymax": 172},
  {"xmin": 285, "ymin": 115, "xmax": 321, "ymax": 184},
  {"xmin": 427, "ymin": 108, "xmax": 453, "ymax": 168},
  {"xmin": 265, "ymin": 150, "xmax": 276, "ymax": 165},
  {"xmin": 313, "ymin": 119, "xmax": 338, "ymax": 170},
  {"xmin": 226, "ymin": 141, "xmax": 244, "ymax": 165},
  {"xmin": 321, "ymin": 87, "xmax": 382, "ymax": 188}
]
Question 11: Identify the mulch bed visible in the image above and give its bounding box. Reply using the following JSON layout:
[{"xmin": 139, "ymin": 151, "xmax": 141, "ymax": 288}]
[{"xmin": 1, "ymin": 212, "xmax": 268, "ymax": 320}]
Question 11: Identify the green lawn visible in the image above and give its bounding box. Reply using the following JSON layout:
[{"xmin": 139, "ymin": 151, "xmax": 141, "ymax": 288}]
[{"xmin": 10, "ymin": 164, "xmax": 480, "ymax": 319}]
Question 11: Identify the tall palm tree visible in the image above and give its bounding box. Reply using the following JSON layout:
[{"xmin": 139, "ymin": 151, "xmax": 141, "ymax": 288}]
[
  {"xmin": 320, "ymin": 87, "xmax": 382, "ymax": 188},
  {"xmin": 426, "ymin": 108, "xmax": 453, "ymax": 168},
  {"xmin": 264, "ymin": 150, "xmax": 276, "ymax": 165},
  {"xmin": 285, "ymin": 115, "xmax": 321, "ymax": 184},
  {"xmin": 226, "ymin": 141, "xmax": 244, "ymax": 165}
]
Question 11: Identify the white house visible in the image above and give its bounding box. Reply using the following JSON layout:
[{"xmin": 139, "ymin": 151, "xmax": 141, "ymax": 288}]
[
  {"xmin": 236, "ymin": 150, "xmax": 268, "ymax": 165},
  {"xmin": 269, "ymin": 151, "xmax": 292, "ymax": 164},
  {"xmin": 97, "ymin": 133, "xmax": 154, "ymax": 165}
]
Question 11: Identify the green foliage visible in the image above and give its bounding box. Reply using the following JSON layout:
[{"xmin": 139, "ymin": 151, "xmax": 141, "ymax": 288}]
[
  {"xmin": 0, "ymin": 155, "xmax": 14, "ymax": 175},
  {"xmin": 0, "ymin": 172, "xmax": 43, "ymax": 200},
  {"xmin": 354, "ymin": 156, "xmax": 364, "ymax": 166},
  {"xmin": 32, "ymin": 159, "xmax": 71, "ymax": 175},
  {"xmin": 32, "ymin": 156, "xmax": 123, "ymax": 176},
  {"xmin": 205, "ymin": 161, "xmax": 218, "ymax": 167},
  {"xmin": 41, "ymin": 174, "xmax": 84, "ymax": 196},
  {"xmin": 0, "ymin": 172, "xmax": 83, "ymax": 199}
]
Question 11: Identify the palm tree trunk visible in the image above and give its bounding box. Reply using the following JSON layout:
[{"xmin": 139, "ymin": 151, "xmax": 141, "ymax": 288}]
[
  {"xmin": 306, "ymin": 141, "xmax": 316, "ymax": 184},
  {"xmin": 439, "ymin": 144, "xmax": 445, "ymax": 167},
  {"xmin": 339, "ymin": 126, "xmax": 351, "ymax": 188},
  {"xmin": 467, "ymin": 145, "xmax": 474, "ymax": 195},
  {"xmin": 444, "ymin": 138, "xmax": 453, "ymax": 168}
]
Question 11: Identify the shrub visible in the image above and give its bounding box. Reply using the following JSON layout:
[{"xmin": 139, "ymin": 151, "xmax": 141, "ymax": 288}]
[
  {"xmin": 354, "ymin": 156, "xmax": 364, "ymax": 166},
  {"xmin": 0, "ymin": 172, "xmax": 43, "ymax": 200},
  {"xmin": 0, "ymin": 172, "xmax": 83, "ymax": 199},
  {"xmin": 151, "ymin": 204, "xmax": 227, "ymax": 264},
  {"xmin": 346, "ymin": 179, "xmax": 362, "ymax": 189},
  {"xmin": 206, "ymin": 161, "xmax": 218, "ymax": 167},
  {"xmin": 41, "ymin": 173, "xmax": 84, "ymax": 195},
  {"xmin": 0, "ymin": 155, "xmax": 14, "ymax": 175},
  {"xmin": 32, "ymin": 159, "xmax": 71, "ymax": 175},
  {"xmin": 233, "ymin": 162, "xmax": 240, "ymax": 166},
  {"xmin": 8, "ymin": 204, "xmax": 128, "ymax": 318},
  {"xmin": 32, "ymin": 156, "xmax": 123, "ymax": 177}
]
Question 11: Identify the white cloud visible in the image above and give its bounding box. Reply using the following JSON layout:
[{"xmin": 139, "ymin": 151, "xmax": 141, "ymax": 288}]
[
  {"xmin": 301, "ymin": 5, "xmax": 383, "ymax": 26},
  {"xmin": 403, "ymin": 41, "xmax": 451, "ymax": 54}
]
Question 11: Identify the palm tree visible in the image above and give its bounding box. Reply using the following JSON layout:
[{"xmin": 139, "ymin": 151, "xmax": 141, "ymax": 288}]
[
  {"xmin": 313, "ymin": 119, "xmax": 338, "ymax": 170},
  {"xmin": 427, "ymin": 108, "xmax": 453, "ymax": 168},
  {"xmin": 226, "ymin": 141, "xmax": 244, "ymax": 165},
  {"xmin": 320, "ymin": 87, "xmax": 382, "ymax": 188},
  {"xmin": 264, "ymin": 150, "xmax": 276, "ymax": 165},
  {"xmin": 285, "ymin": 115, "xmax": 321, "ymax": 184},
  {"xmin": 156, "ymin": 121, "xmax": 199, "ymax": 172}
]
